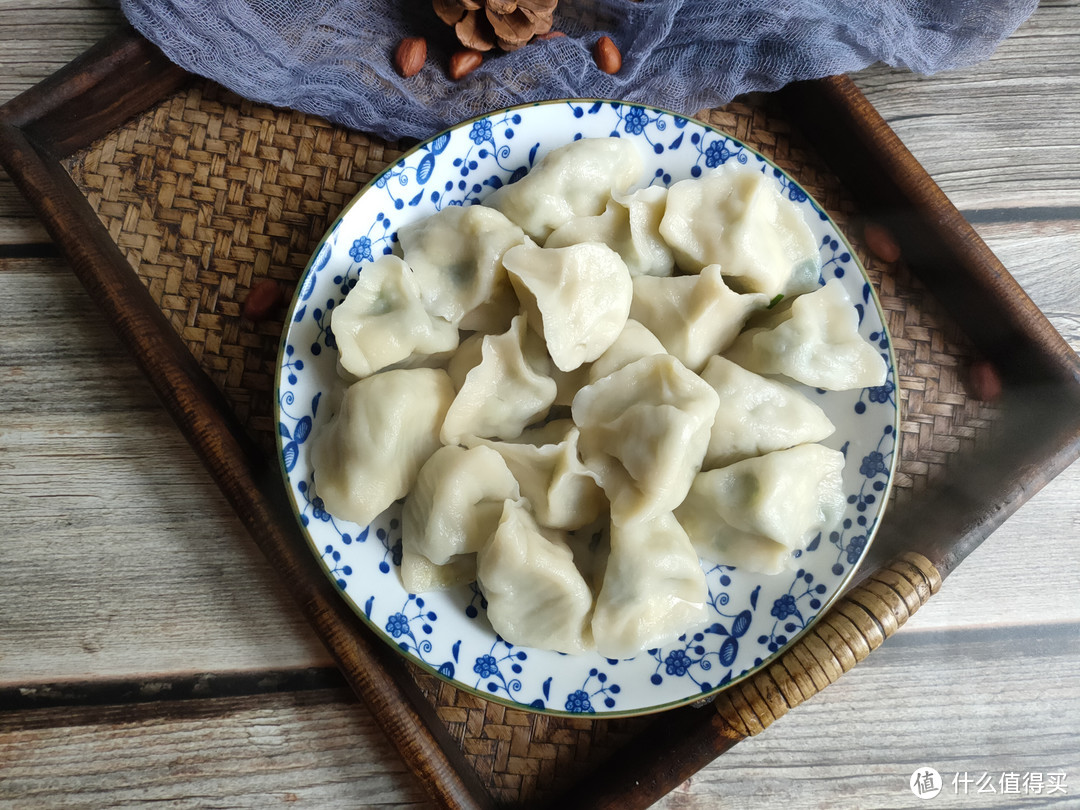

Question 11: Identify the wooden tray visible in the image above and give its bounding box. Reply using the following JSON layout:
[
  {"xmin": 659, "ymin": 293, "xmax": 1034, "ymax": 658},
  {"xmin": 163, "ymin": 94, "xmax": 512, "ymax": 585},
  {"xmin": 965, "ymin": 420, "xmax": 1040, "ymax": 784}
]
[{"xmin": 3, "ymin": 27, "xmax": 1079, "ymax": 810}]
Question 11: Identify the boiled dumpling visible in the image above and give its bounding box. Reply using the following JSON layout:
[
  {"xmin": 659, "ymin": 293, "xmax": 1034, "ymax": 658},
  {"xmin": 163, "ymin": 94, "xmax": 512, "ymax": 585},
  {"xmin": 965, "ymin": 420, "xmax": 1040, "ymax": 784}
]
[
  {"xmin": 629, "ymin": 264, "xmax": 768, "ymax": 372},
  {"xmin": 675, "ymin": 444, "xmax": 846, "ymax": 574},
  {"xmin": 484, "ymin": 137, "xmax": 643, "ymax": 241},
  {"xmin": 658, "ymin": 162, "xmax": 820, "ymax": 297},
  {"xmin": 573, "ymin": 354, "xmax": 720, "ymax": 524},
  {"xmin": 591, "ymin": 512, "xmax": 709, "ymax": 659},
  {"xmin": 676, "ymin": 526, "xmax": 791, "ymax": 575},
  {"xmin": 475, "ymin": 424, "xmax": 605, "ymax": 531},
  {"xmin": 725, "ymin": 278, "xmax": 889, "ymax": 390},
  {"xmin": 545, "ymin": 185, "xmax": 674, "ymax": 277},
  {"xmin": 476, "ymin": 499, "xmax": 595, "ymax": 654},
  {"xmin": 562, "ymin": 518, "xmax": 611, "ymax": 594},
  {"xmin": 330, "ymin": 255, "xmax": 459, "ymax": 379},
  {"xmin": 310, "ymin": 368, "xmax": 455, "ymax": 527},
  {"xmin": 586, "ymin": 318, "xmax": 666, "ymax": 384},
  {"xmin": 699, "ymin": 355, "xmax": 835, "ymax": 468},
  {"xmin": 400, "ymin": 546, "xmax": 477, "ymax": 594},
  {"xmin": 504, "ymin": 240, "xmax": 633, "ymax": 372},
  {"xmin": 614, "ymin": 185, "xmax": 676, "ymax": 276},
  {"xmin": 397, "ymin": 203, "xmax": 524, "ymax": 329},
  {"xmin": 441, "ymin": 313, "xmax": 557, "ymax": 445},
  {"xmin": 446, "ymin": 332, "xmax": 484, "ymax": 391},
  {"xmin": 402, "ymin": 444, "xmax": 521, "ymax": 566}
]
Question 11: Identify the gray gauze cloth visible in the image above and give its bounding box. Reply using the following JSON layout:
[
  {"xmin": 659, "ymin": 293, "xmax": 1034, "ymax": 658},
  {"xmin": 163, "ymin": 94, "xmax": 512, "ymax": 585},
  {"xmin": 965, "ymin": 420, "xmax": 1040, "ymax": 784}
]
[{"xmin": 121, "ymin": 0, "xmax": 1038, "ymax": 142}]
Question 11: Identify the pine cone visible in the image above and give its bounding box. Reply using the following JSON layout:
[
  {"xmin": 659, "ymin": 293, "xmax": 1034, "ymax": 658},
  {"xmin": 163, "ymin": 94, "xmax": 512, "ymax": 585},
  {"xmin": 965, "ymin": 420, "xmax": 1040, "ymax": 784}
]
[{"xmin": 433, "ymin": 0, "xmax": 557, "ymax": 52}]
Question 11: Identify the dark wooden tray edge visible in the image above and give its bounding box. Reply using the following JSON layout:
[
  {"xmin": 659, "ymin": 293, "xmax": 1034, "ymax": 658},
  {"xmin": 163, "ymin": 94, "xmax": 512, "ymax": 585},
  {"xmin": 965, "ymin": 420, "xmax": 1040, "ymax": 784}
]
[{"xmin": 3, "ymin": 27, "xmax": 1080, "ymax": 810}]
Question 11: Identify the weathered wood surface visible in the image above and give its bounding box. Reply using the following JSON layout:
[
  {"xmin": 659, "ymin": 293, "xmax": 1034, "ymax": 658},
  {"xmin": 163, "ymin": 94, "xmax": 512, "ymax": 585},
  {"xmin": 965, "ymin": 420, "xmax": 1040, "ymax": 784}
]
[
  {"xmin": 1, "ymin": 0, "xmax": 1078, "ymax": 808},
  {"xmin": 1, "ymin": 632, "xmax": 1076, "ymax": 809},
  {"xmin": 1, "ymin": 688, "xmax": 431, "ymax": 809}
]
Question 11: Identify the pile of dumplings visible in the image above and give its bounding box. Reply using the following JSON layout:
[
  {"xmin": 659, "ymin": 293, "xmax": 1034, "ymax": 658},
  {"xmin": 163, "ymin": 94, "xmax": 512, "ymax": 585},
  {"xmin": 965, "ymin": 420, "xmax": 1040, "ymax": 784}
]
[{"xmin": 310, "ymin": 137, "xmax": 888, "ymax": 659}]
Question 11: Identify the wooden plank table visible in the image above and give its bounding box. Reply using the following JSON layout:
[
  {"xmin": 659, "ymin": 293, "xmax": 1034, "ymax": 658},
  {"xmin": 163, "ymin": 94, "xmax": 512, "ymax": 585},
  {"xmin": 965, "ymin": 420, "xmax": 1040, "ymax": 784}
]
[{"xmin": 2, "ymin": 2, "xmax": 1078, "ymax": 807}]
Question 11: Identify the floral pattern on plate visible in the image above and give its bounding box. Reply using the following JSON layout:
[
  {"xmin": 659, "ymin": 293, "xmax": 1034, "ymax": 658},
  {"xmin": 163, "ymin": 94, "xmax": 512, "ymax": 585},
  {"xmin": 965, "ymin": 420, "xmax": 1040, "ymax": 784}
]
[{"xmin": 275, "ymin": 99, "xmax": 899, "ymax": 718}]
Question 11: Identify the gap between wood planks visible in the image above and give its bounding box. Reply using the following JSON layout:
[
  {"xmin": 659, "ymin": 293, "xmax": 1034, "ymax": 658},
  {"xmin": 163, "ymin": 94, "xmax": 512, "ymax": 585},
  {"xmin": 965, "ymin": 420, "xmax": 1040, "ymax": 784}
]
[
  {"xmin": 0, "ymin": 667, "xmax": 347, "ymax": 717},
  {"xmin": 3, "ymin": 621, "xmax": 1077, "ymax": 722},
  {"xmin": 0, "ymin": 242, "xmax": 57, "ymax": 259}
]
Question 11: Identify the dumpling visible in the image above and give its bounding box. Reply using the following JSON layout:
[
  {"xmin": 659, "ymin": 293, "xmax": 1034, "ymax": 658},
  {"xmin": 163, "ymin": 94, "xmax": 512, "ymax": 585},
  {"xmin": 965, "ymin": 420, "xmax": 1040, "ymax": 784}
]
[
  {"xmin": 397, "ymin": 203, "xmax": 524, "ymax": 329},
  {"xmin": 441, "ymin": 313, "xmax": 557, "ymax": 445},
  {"xmin": 476, "ymin": 499, "xmax": 595, "ymax": 655},
  {"xmin": 400, "ymin": 546, "xmax": 477, "ymax": 594},
  {"xmin": 475, "ymin": 424, "xmax": 605, "ymax": 531},
  {"xmin": 674, "ymin": 444, "xmax": 846, "ymax": 574},
  {"xmin": 613, "ymin": 185, "xmax": 677, "ymax": 276},
  {"xmin": 629, "ymin": 264, "xmax": 768, "ymax": 372},
  {"xmin": 586, "ymin": 318, "xmax": 666, "ymax": 384},
  {"xmin": 562, "ymin": 518, "xmax": 611, "ymax": 594},
  {"xmin": 402, "ymin": 444, "xmax": 521, "ymax": 566},
  {"xmin": 310, "ymin": 368, "xmax": 455, "ymax": 527},
  {"xmin": 572, "ymin": 354, "xmax": 720, "ymax": 524},
  {"xmin": 676, "ymin": 525, "xmax": 791, "ymax": 575},
  {"xmin": 545, "ymin": 185, "xmax": 674, "ymax": 277},
  {"xmin": 658, "ymin": 162, "xmax": 820, "ymax": 297},
  {"xmin": 591, "ymin": 512, "xmax": 709, "ymax": 659},
  {"xmin": 446, "ymin": 332, "xmax": 484, "ymax": 391},
  {"xmin": 504, "ymin": 240, "xmax": 633, "ymax": 372},
  {"xmin": 698, "ymin": 355, "xmax": 835, "ymax": 468},
  {"xmin": 725, "ymin": 278, "xmax": 889, "ymax": 390},
  {"xmin": 330, "ymin": 255, "xmax": 459, "ymax": 379},
  {"xmin": 484, "ymin": 137, "xmax": 644, "ymax": 241}
]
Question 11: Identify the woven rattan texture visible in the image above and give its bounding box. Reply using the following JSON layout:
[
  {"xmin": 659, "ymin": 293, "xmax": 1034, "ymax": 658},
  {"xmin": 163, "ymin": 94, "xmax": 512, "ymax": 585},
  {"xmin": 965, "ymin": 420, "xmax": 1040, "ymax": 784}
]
[
  {"xmin": 61, "ymin": 80, "xmax": 1001, "ymax": 805},
  {"xmin": 713, "ymin": 551, "xmax": 942, "ymax": 736},
  {"xmin": 64, "ymin": 83, "xmax": 407, "ymax": 456}
]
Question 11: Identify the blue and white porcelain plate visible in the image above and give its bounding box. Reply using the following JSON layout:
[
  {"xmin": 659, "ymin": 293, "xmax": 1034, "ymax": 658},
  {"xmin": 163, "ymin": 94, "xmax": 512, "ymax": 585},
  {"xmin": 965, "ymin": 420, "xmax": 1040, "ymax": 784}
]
[{"xmin": 275, "ymin": 100, "xmax": 898, "ymax": 718}]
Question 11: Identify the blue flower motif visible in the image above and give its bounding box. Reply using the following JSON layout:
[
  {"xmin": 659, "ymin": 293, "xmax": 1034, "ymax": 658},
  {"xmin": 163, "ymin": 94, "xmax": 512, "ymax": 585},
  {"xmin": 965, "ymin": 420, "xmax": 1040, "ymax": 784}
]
[
  {"xmin": 473, "ymin": 654, "xmax": 499, "ymax": 678},
  {"xmin": 623, "ymin": 107, "xmax": 649, "ymax": 135},
  {"xmin": 349, "ymin": 237, "xmax": 373, "ymax": 263},
  {"xmin": 385, "ymin": 612, "xmax": 410, "ymax": 638},
  {"xmin": 664, "ymin": 649, "xmax": 692, "ymax": 677},
  {"xmin": 565, "ymin": 689, "xmax": 594, "ymax": 713},
  {"xmin": 469, "ymin": 120, "xmax": 493, "ymax": 144},
  {"xmin": 860, "ymin": 451, "xmax": 888, "ymax": 478},
  {"xmin": 846, "ymin": 535, "xmax": 868, "ymax": 565},
  {"xmin": 704, "ymin": 141, "xmax": 730, "ymax": 168},
  {"xmin": 867, "ymin": 379, "xmax": 895, "ymax": 403},
  {"xmin": 771, "ymin": 593, "xmax": 798, "ymax": 621}
]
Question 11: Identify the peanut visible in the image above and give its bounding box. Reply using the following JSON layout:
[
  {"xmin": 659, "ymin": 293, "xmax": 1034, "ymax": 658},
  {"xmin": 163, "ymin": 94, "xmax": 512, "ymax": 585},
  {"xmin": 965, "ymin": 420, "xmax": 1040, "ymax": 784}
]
[
  {"xmin": 863, "ymin": 221, "xmax": 901, "ymax": 263},
  {"xmin": 243, "ymin": 278, "xmax": 283, "ymax": 321},
  {"xmin": 967, "ymin": 359, "xmax": 1003, "ymax": 402},
  {"xmin": 449, "ymin": 49, "xmax": 484, "ymax": 81},
  {"xmin": 593, "ymin": 36, "xmax": 622, "ymax": 74},
  {"xmin": 394, "ymin": 37, "xmax": 427, "ymax": 78}
]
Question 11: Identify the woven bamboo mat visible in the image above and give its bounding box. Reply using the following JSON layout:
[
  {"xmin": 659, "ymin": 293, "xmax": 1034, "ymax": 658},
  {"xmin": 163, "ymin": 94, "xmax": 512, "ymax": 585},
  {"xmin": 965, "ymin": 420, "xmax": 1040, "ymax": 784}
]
[{"xmin": 61, "ymin": 80, "xmax": 1002, "ymax": 805}]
